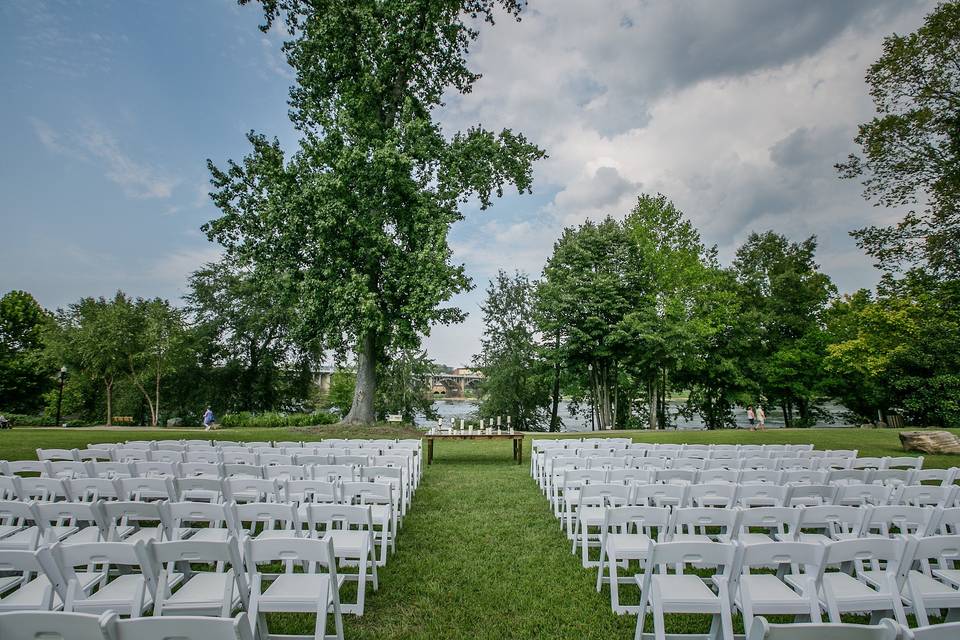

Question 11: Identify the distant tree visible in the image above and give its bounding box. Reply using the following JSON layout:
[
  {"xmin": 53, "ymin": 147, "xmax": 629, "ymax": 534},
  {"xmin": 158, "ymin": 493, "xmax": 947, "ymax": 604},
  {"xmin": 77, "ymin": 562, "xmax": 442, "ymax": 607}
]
[
  {"xmin": 376, "ymin": 348, "xmax": 438, "ymax": 423},
  {"xmin": 186, "ymin": 259, "xmax": 302, "ymax": 411},
  {"xmin": 124, "ymin": 298, "xmax": 186, "ymax": 427},
  {"xmin": 48, "ymin": 293, "xmax": 130, "ymax": 425},
  {"xmin": 474, "ymin": 271, "xmax": 550, "ymax": 430},
  {"xmin": 838, "ymin": 1, "xmax": 960, "ymax": 278},
  {"xmin": 208, "ymin": 1, "xmax": 544, "ymax": 424},
  {"xmin": 733, "ymin": 232, "xmax": 836, "ymax": 426},
  {"xmin": 0, "ymin": 290, "xmax": 51, "ymax": 413}
]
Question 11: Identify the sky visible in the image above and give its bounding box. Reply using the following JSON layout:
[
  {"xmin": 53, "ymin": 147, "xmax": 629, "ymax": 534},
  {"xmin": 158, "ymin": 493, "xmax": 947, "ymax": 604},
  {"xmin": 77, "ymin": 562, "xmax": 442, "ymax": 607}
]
[{"xmin": 0, "ymin": 0, "xmax": 937, "ymax": 367}]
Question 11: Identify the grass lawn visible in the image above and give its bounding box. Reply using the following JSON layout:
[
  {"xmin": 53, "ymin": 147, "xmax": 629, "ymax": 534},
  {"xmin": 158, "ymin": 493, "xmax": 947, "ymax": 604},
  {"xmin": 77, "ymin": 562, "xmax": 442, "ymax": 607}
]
[{"xmin": 2, "ymin": 426, "xmax": 958, "ymax": 639}]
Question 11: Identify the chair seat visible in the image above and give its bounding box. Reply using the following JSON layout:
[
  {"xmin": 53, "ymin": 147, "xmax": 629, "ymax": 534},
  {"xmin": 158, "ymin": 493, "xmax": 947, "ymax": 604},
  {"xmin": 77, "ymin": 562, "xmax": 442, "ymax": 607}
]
[
  {"xmin": 737, "ymin": 574, "xmax": 807, "ymax": 606},
  {"xmin": 60, "ymin": 526, "xmax": 103, "ymax": 545},
  {"xmin": 0, "ymin": 572, "xmax": 100, "ymax": 612},
  {"xmin": 180, "ymin": 528, "xmax": 229, "ymax": 543},
  {"xmin": 649, "ymin": 575, "xmax": 719, "ymax": 609},
  {"xmin": 670, "ymin": 534, "xmax": 713, "ymax": 545},
  {"xmin": 819, "ymin": 572, "xmax": 889, "ymax": 603},
  {"xmin": 368, "ymin": 505, "xmax": 392, "ymax": 522},
  {"xmin": 906, "ymin": 570, "xmax": 960, "ymax": 603},
  {"xmin": 734, "ymin": 533, "xmax": 776, "ymax": 546},
  {"xmin": 254, "ymin": 529, "xmax": 300, "ymax": 541},
  {"xmin": 326, "ymin": 530, "xmax": 369, "ymax": 558},
  {"xmin": 606, "ymin": 533, "xmax": 652, "ymax": 558},
  {"xmin": 0, "ymin": 527, "xmax": 41, "ymax": 549},
  {"xmin": 933, "ymin": 568, "xmax": 960, "ymax": 588},
  {"xmin": 164, "ymin": 572, "xmax": 240, "ymax": 611},
  {"xmin": 0, "ymin": 575, "xmax": 23, "ymax": 595},
  {"xmin": 0, "ymin": 525, "xmax": 23, "ymax": 540},
  {"xmin": 259, "ymin": 575, "xmax": 331, "ymax": 612}
]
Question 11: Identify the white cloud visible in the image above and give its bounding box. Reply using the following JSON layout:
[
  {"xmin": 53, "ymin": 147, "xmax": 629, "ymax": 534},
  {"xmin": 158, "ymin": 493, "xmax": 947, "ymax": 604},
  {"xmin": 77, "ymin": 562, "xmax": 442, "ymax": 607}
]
[
  {"xmin": 29, "ymin": 118, "xmax": 178, "ymax": 199},
  {"xmin": 423, "ymin": 0, "xmax": 937, "ymax": 364}
]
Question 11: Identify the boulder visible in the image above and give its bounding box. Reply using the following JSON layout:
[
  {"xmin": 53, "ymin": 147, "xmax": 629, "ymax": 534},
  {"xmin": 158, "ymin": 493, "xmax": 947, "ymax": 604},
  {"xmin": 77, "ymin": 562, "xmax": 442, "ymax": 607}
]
[{"xmin": 899, "ymin": 430, "xmax": 960, "ymax": 454}]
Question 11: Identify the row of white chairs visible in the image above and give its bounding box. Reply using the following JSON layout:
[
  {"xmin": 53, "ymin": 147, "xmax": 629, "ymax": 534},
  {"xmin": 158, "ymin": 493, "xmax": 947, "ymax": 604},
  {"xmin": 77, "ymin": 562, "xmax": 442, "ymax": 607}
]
[
  {"xmin": 0, "ymin": 610, "xmax": 255, "ymax": 640},
  {"xmin": 538, "ymin": 454, "xmax": 928, "ymax": 493},
  {"xmin": 0, "ymin": 535, "xmax": 349, "ymax": 639},
  {"xmin": 614, "ymin": 536, "xmax": 960, "ymax": 640},
  {"xmin": 747, "ymin": 616, "xmax": 958, "ymax": 640}
]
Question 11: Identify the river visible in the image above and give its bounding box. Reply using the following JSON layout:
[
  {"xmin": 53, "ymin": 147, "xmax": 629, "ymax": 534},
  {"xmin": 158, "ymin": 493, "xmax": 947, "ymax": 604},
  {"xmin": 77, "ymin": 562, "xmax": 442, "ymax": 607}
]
[{"xmin": 414, "ymin": 399, "xmax": 852, "ymax": 431}]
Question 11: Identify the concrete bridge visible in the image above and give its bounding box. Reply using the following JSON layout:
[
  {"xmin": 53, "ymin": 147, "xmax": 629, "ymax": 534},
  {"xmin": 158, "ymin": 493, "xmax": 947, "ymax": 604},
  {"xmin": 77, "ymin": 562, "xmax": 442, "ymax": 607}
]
[{"xmin": 315, "ymin": 365, "xmax": 482, "ymax": 397}]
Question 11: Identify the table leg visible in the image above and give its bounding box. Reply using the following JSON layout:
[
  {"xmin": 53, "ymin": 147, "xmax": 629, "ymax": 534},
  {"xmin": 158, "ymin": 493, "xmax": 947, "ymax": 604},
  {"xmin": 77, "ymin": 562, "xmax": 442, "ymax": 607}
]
[
  {"xmin": 512, "ymin": 438, "xmax": 517, "ymax": 461},
  {"xmin": 428, "ymin": 438, "xmax": 434, "ymax": 465},
  {"xmin": 517, "ymin": 437, "xmax": 522, "ymax": 465}
]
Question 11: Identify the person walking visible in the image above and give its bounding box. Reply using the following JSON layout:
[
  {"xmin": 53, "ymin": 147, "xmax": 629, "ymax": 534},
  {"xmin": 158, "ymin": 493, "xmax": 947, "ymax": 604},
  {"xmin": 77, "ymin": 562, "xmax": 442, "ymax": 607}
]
[
  {"xmin": 746, "ymin": 405, "xmax": 755, "ymax": 430},
  {"xmin": 756, "ymin": 405, "xmax": 766, "ymax": 431},
  {"xmin": 202, "ymin": 407, "xmax": 215, "ymax": 431}
]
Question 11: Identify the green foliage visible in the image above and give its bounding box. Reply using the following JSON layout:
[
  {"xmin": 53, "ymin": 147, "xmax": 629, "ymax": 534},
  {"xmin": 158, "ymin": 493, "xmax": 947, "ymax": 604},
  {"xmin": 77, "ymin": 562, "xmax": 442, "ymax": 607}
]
[
  {"xmin": 218, "ymin": 410, "xmax": 337, "ymax": 429},
  {"xmin": 474, "ymin": 271, "xmax": 550, "ymax": 431},
  {"xmin": 733, "ymin": 232, "xmax": 836, "ymax": 427},
  {"xmin": 0, "ymin": 290, "xmax": 52, "ymax": 413},
  {"xmin": 838, "ymin": 1, "xmax": 960, "ymax": 279},
  {"xmin": 376, "ymin": 349, "xmax": 438, "ymax": 424},
  {"xmin": 207, "ymin": 1, "xmax": 544, "ymax": 423}
]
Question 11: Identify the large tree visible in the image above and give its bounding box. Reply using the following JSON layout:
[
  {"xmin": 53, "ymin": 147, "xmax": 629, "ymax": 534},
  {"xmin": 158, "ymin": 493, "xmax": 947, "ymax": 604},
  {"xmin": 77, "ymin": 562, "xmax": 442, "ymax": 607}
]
[
  {"xmin": 838, "ymin": 1, "xmax": 960, "ymax": 278},
  {"xmin": 0, "ymin": 290, "xmax": 51, "ymax": 413},
  {"xmin": 206, "ymin": 1, "xmax": 544, "ymax": 424},
  {"xmin": 733, "ymin": 232, "xmax": 836, "ymax": 426}
]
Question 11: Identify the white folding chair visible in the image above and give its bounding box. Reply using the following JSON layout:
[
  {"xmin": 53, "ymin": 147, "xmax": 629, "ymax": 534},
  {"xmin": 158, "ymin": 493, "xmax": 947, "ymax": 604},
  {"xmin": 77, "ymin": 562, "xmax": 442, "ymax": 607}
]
[
  {"xmin": 633, "ymin": 483, "xmax": 687, "ymax": 508},
  {"xmin": 0, "ymin": 549, "xmax": 65, "ymax": 612},
  {"xmin": 668, "ymin": 507, "xmax": 741, "ymax": 544},
  {"xmin": 0, "ymin": 501, "xmax": 41, "ymax": 550},
  {"xmin": 0, "ymin": 610, "xmax": 114, "ymax": 640},
  {"xmin": 732, "ymin": 507, "xmax": 799, "ymax": 546},
  {"xmin": 172, "ymin": 477, "xmax": 224, "ymax": 504},
  {"xmin": 786, "ymin": 505, "xmax": 867, "ymax": 543},
  {"xmin": 147, "ymin": 538, "xmax": 249, "ymax": 618},
  {"xmin": 244, "ymin": 536, "xmax": 344, "ymax": 640},
  {"xmin": 117, "ymin": 477, "xmax": 176, "ymax": 502},
  {"xmin": 595, "ymin": 505, "xmax": 671, "ymax": 614},
  {"xmin": 32, "ymin": 501, "xmax": 108, "ymax": 545},
  {"xmin": 745, "ymin": 616, "xmax": 899, "ymax": 640},
  {"xmin": 342, "ymin": 482, "xmax": 395, "ymax": 566},
  {"xmin": 101, "ymin": 501, "xmax": 179, "ymax": 544},
  {"xmin": 223, "ymin": 478, "xmax": 282, "ymax": 504},
  {"xmin": 53, "ymin": 540, "xmax": 172, "ymax": 617},
  {"xmin": 899, "ymin": 535, "xmax": 960, "ymax": 626},
  {"xmin": 307, "ymin": 503, "xmax": 379, "ymax": 615},
  {"xmin": 572, "ymin": 483, "xmax": 631, "ymax": 567},
  {"xmin": 230, "ymin": 501, "xmax": 302, "ymax": 541},
  {"xmin": 686, "ymin": 483, "xmax": 738, "ymax": 508},
  {"xmin": 69, "ymin": 478, "xmax": 121, "ymax": 503},
  {"xmin": 162, "ymin": 502, "xmax": 232, "ymax": 542},
  {"xmin": 106, "ymin": 612, "xmax": 254, "ymax": 640},
  {"xmin": 634, "ymin": 541, "xmax": 738, "ymax": 640},
  {"xmin": 814, "ymin": 537, "xmax": 908, "ymax": 626},
  {"xmin": 735, "ymin": 541, "xmax": 825, "ymax": 632}
]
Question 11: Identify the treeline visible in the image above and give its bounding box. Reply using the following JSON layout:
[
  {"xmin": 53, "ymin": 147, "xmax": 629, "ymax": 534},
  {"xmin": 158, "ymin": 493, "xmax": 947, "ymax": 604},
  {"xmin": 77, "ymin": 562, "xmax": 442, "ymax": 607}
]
[
  {"xmin": 473, "ymin": 195, "xmax": 960, "ymax": 431},
  {"xmin": 0, "ymin": 258, "xmax": 441, "ymax": 426},
  {"xmin": 0, "ymin": 260, "xmax": 318, "ymax": 426}
]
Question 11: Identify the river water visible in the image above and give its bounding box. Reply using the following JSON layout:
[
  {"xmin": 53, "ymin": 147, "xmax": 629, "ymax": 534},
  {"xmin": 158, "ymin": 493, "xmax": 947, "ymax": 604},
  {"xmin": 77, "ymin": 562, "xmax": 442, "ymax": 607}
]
[{"xmin": 414, "ymin": 399, "xmax": 850, "ymax": 432}]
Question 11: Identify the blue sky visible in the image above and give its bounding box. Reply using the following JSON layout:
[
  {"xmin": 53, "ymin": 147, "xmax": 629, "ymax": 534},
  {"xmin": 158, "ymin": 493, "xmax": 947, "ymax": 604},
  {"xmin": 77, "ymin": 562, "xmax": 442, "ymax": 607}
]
[{"xmin": 0, "ymin": 0, "xmax": 938, "ymax": 366}]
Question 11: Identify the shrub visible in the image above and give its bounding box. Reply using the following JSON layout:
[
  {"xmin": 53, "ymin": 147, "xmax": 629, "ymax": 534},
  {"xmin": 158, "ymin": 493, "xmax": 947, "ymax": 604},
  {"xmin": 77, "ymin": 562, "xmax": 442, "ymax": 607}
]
[{"xmin": 218, "ymin": 411, "xmax": 338, "ymax": 429}]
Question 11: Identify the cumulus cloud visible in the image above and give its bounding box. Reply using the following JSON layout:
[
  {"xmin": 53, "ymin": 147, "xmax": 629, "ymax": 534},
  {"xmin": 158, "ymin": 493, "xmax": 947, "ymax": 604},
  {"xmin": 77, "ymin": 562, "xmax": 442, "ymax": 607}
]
[{"xmin": 422, "ymin": 0, "xmax": 937, "ymax": 366}]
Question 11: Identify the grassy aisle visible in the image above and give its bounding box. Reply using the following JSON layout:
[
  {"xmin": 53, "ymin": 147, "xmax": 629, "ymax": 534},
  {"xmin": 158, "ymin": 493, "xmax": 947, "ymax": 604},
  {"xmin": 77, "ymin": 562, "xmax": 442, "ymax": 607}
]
[{"xmin": 339, "ymin": 439, "xmax": 636, "ymax": 640}]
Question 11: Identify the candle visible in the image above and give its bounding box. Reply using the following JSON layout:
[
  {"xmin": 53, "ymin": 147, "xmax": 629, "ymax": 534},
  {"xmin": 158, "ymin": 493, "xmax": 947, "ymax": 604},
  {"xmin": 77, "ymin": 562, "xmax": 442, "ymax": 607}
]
[{"xmin": 497, "ymin": 416, "xmax": 502, "ymax": 426}]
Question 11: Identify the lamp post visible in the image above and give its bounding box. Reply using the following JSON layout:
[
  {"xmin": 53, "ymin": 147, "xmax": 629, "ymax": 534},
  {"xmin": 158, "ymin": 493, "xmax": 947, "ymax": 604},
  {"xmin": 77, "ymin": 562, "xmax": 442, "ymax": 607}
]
[
  {"xmin": 587, "ymin": 363, "xmax": 595, "ymax": 431},
  {"xmin": 55, "ymin": 366, "xmax": 67, "ymax": 427}
]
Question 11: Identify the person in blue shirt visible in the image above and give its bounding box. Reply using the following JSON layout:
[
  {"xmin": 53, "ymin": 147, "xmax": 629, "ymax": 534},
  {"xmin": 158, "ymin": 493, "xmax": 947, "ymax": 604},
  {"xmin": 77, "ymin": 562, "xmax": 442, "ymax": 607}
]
[{"xmin": 202, "ymin": 407, "xmax": 215, "ymax": 431}]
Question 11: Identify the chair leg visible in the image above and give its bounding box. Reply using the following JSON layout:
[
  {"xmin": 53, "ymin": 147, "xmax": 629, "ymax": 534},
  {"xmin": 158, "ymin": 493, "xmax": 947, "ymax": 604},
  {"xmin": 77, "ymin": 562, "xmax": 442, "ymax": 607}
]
[{"xmin": 609, "ymin": 554, "xmax": 622, "ymax": 613}]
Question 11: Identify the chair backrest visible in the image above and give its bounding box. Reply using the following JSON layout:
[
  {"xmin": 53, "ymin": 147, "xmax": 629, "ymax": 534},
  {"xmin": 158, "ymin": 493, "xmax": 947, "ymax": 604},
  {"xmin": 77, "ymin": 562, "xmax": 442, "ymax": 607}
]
[
  {"xmin": 608, "ymin": 468, "xmax": 653, "ymax": 485},
  {"xmin": 117, "ymin": 477, "xmax": 175, "ymax": 501},
  {"xmin": 908, "ymin": 621, "xmax": 960, "ymax": 640},
  {"xmin": 162, "ymin": 501, "xmax": 230, "ymax": 537},
  {"xmin": 670, "ymin": 507, "xmax": 740, "ymax": 539},
  {"xmin": 154, "ymin": 441, "xmax": 187, "ymax": 452},
  {"xmin": 263, "ymin": 465, "xmax": 306, "ymax": 481},
  {"xmin": 633, "ymin": 482, "xmax": 687, "ymax": 507},
  {"xmin": 578, "ymin": 483, "xmax": 631, "ymax": 507},
  {"xmin": 655, "ymin": 469, "xmax": 697, "ymax": 485},
  {"xmin": 284, "ymin": 480, "xmax": 338, "ymax": 504},
  {"xmin": 885, "ymin": 456, "xmax": 923, "ymax": 470},
  {"xmin": 69, "ymin": 478, "xmax": 120, "ymax": 502},
  {"xmin": 785, "ymin": 484, "xmax": 837, "ymax": 507},
  {"xmin": 862, "ymin": 505, "xmax": 933, "ymax": 537},
  {"xmin": 231, "ymin": 501, "xmax": 300, "ymax": 536},
  {"xmin": 734, "ymin": 506, "xmax": 799, "ymax": 541},
  {"xmin": 342, "ymin": 481, "xmax": 392, "ymax": 506},
  {"xmin": 746, "ymin": 617, "xmax": 899, "ymax": 640},
  {"xmin": 148, "ymin": 450, "xmax": 185, "ymax": 464},
  {"xmin": 311, "ymin": 465, "xmax": 355, "ymax": 482},
  {"xmin": 36, "ymin": 448, "xmax": 78, "ymax": 462},
  {"xmin": 257, "ymin": 453, "xmax": 294, "ymax": 467},
  {"xmin": 821, "ymin": 537, "xmax": 906, "ymax": 571},
  {"xmin": 602, "ymin": 505, "xmax": 671, "ymax": 538},
  {"xmin": 54, "ymin": 540, "xmax": 156, "ymax": 595},
  {"xmin": 896, "ymin": 484, "xmax": 953, "ymax": 507},
  {"xmin": 89, "ymin": 461, "xmax": 135, "ymax": 479},
  {"xmin": 134, "ymin": 462, "xmax": 179, "ymax": 478},
  {"xmin": 46, "ymin": 461, "xmax": 88, "ymax": 479},
  {"xmin": 5, "ymin": 460, "xmax": 46, "ymax": 476},
  {"xmin": 222, "ymin": 464, "xmax": 264, "ymax": 479},
  {"xmin": 686, "ymin": 483, "xmax": 737, "ymax": 507},
  {"xmin": 835, "ymin": 483, "xmax": 890, "ymax": 507},
  {"xmin": 737, "ymin": 483, "xmax": 789, "ymax": 507},
  {"xmin": 179, "ymin": 462, "xmax": 223, "ymax": 478},
  {"xmin": 106, "ymin": 612, "xmax": 254, "ymax": 640},
  {"xmin": 76, "ymin": 449, "xmax": 113, "ymax": 462},
  {"xmin": 647, "ymin": 540, "xmax": 738, "ymax": 576},
  {"xmin": 17, "ymin": 477, "xmax": 71, "ymax": 502},
  {"xmin": 185, "ymin": 451, "xmax": 221, "ymax": 464},
  {"xmin": 782, "ymin": 470, "xmax": 828, "ymax": 485},
  {"xmin": 927, "ymin": 506, "xmax": 960, "ymax": 535},
  {"xmin": 793, "ymin": 505, "xmax": 866, "ymax": 540},
  {"xmin": 220, "ymin": 451, "xmax": 257, "ymax": 465},
  {"xmin": 223, "ymin": 478, "xmax": 281, "ymax": 503},
  {"xmin": 101, "ymin": 501, "xmax": 169, "ymax": 540},
  {"xmin": 0, "ymin": 611, "xmax": 115, "ymax": 640},
  {"xmin": 172, "ymin": 477, "xmax": 224, "ymax": 503},
  {"xmin": 0, "ymin": 549, "xmax": 60, "ymax": 608},
  {"xmin": 33, "ymin": 501, "xmax": 106, "ymax": 543},
  {"xmin": 307, "ymin": 503, "xmax": 374, "ymax": 536},
  {"xmin": 740, "ymin": 470, "xmax": 783, "ymax": 485},
  {"xmin": 740, "ymin": 541, "xmax": 824, "ymax": 580},
  {"xmin": 113, "ymin": 448, "xmax": 150, "ymax": 462}
]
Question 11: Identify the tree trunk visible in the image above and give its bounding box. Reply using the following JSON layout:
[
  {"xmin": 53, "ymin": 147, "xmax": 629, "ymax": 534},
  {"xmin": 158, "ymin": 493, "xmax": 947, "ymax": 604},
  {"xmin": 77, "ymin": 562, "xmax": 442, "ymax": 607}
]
[
  {"xmin": 343, "ymin": 328, "xmax": 378, "ymax": 425},
  {"xmin": 549, "ymin": 332, "xmax": 561, "ymax": 432},
  {"xmin": 105, "ymin": 377, "xmax": 114, "ymax": 427},
  {"xmin": 648, "ymin": 377, "xmax": 657, "ymax": 430}
]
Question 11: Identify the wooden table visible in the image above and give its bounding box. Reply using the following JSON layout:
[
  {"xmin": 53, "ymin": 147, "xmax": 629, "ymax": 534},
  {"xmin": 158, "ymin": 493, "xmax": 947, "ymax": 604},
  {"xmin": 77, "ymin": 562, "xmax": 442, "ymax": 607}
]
[{"xmin": 424, "ymin": 432, "xmax": 524, "ymax": 465}]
